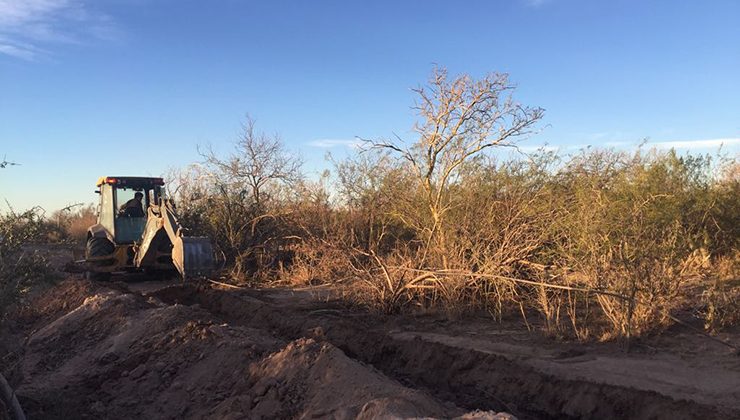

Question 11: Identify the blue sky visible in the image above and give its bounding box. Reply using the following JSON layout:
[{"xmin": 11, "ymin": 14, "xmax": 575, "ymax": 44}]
[{"xmin": 1, "ymin": 0, "xmax": 738, "ymax": 212}]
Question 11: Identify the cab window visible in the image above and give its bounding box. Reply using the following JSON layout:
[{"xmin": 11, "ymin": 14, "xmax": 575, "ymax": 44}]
[{"xmin": 115, "ymin": 188, "xmax": 146, "ymax": 218}]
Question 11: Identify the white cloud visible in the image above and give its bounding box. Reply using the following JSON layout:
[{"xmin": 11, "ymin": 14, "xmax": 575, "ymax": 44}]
[
  {"xmin": 0, "ymin": 36, "xmax": 43, "ymax": 59},
  {"xmin": 0, "ymin": 0, "xmax": 119, "ymax": 60},
  {"xmin": 520, "ymin": 138, "xmax": 739, "ymax": 153},
  {"xmin": 603, "ymin": 140, "xmax": 630, "ymax": 147},
  {"xmin": 650, "ymin": 138, "xmax": 740, "ymax": 150},
  {"xmin": 308, "ymin": 139, "xmax": 365, "ymax": 149}
]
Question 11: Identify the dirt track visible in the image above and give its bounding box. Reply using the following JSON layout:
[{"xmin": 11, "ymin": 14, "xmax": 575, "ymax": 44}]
[{"xmin": 2, "ymin": 273, "xmax": 740, "ymax": 419}]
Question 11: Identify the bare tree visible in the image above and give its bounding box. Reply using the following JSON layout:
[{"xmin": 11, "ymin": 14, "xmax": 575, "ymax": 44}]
[
  {"xmin": 197, "ymin": 116, "xmax": 303, "ymax": 278},
  {"xmin": 202, "ymin": 116, "xmax": 302, "ymax": 209},
  {"xmin": 373, "ymin": 66, "xmax": 544, "ymax": 268}
]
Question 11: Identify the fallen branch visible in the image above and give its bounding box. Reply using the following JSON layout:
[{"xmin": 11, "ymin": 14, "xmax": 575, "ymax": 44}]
[
  {"xmin": 386, "ymin": 266, "xmax": 740, "ymax": 353},
  {"xmin": 206, "ymin": 279, "xmax": 246, "ymax": 290},
  {"xmin": 385, "ymin": 266, "xmax": 631, "ymax": 301},
  {"xmin": 664, "ymin": 313, "xmax": 739, "ymax": 353}
]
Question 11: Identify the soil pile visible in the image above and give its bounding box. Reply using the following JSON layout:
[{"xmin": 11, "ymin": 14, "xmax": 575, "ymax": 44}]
[
  {"xmin": 7, "ymin": 280, "xmax": 511, "ymax": 419},
  {"xmin": 7, "ymin": 276, "xmax": 735, "ymax": 419}
]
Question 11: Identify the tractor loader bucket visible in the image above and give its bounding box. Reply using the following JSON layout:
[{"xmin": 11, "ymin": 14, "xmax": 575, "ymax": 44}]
[
  {"xmin": 134, "ymin": 199, "xmax": 214, "ymax": 280},
  {"xmin": 172, "ymin": 236, "xmax": 214, "ymax": 279}
]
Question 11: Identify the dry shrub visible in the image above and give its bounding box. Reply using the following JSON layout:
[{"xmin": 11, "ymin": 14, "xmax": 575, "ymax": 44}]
[
  {"xmin": 66, "ymin": 205, "xmax": 97, "ymax": 242},
  {"xmin": 0, "ymin": 208, "xmax": 57, "ymax": 317},
  {"xmin": 541, "ymin": 149, "xmax": 727, "ymax": 339},
  {"xmin": 585, "ymin": 249, "xmax": 702, "ymax": 339},
  {"xmin": 701, "ymin": 253, "xmax": 740, "ymax": 332},
  {"xmin": 349, "ymin": 249, "xmax": 432, "ymax": 314},
  {"xmin": 0, "ymin": 250, "xmax": 54, "ymax": 316},
  {"xmin": 284, "ymin": 240, "xmax": 355, "ymax": 286},
  {"xmin": 301, "ymin": 147, "xmax": 737, "ymax": 341},
  {"xmin": 1, "ymin": 206, "xmax": 58, "ymax": 250},
  {"xmin": 702, "ymin": 280, "xmax": 740, "ymax": 333},
  {"xmin": 47, "ymin": 203, "xmax": 97, "ymax": 243},
  {"xmin": 478, "ymin": 277, "xmax": 526, "ymax": 325},
  {"xmin": 274, "ymin": 144, "xmax": 736, "ymax": 341},
  {"xmin": 165, "ymin": 69, "xmax": 738, "ymax": 342}
]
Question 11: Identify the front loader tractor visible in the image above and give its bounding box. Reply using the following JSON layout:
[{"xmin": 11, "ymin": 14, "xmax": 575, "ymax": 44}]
[{"xmin": 85, "ymin": 176, "xmax": 214, "ymax": 280}]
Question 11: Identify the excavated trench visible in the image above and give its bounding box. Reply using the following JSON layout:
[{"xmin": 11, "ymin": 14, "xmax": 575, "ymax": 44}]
[
  {"xmin": 148, "ymin": 283, "xmax": 732, "ymax": 420},
  {"xmin": 13, "ymin": 279, "xmax": 500, "ymax": 419}
]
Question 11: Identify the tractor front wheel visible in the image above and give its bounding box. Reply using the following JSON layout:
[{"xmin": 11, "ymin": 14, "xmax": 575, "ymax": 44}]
[{"xmin": 85, "ymin": 237, "xmax": 114, "ymax": 281}]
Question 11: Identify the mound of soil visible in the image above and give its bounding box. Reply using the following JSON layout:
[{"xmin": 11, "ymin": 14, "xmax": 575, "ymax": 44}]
[
  {"xmin": 8, "ymin": 275, "xmax": 736, "ymax": 419},
  {"xmin": 17, "ymin": 278, "xmax": 102, "ymax": 327},
  {"xmin": 8, "ymin": 279, "xmax": 511, "ymax": 419},
  {"xmin": 245, "ymin": 337, "xmax": 453, "ymax": 419},
  {"xmin": 150, "ymin": 282, "xmax": 740, "ymax": 419}
]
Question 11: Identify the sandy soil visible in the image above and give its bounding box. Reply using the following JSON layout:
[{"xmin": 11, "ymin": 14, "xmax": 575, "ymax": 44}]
[
  {"xmin": 1, "ymin": 245, "xmax": 738, "ymax": 419},
  {"xmin": 1, "ymin": 278, "xmax": 511, "ymax": 420},
  {"xmin": 147, "ymin": 283, "xmax": 740, "ymax": 419}
]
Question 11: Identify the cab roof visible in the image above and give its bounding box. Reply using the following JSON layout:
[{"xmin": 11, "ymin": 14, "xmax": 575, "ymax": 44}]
[{"xmin": 96, "ymin": 176, "xmax": 165, "ymax": 187}]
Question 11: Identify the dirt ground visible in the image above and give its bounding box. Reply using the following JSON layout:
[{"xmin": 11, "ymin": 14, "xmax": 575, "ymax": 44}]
[{"xmin": 2, "ymin": 246, "xmax": 739, "ymax": 419}]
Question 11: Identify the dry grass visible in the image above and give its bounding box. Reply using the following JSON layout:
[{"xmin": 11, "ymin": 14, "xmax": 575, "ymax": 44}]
[{"xmin": 701, "ymin": 253, "xmax": 740, "ymax": 332}]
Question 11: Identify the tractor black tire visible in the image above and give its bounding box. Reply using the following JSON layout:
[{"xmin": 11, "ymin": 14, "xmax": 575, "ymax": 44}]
[
  {"xmin": 86, "ymin": 237, "xmax": 114, "ymax": 281},
  {"xmin": 87, "ymin": 236, "xmax": 114, "ymax": 257}
]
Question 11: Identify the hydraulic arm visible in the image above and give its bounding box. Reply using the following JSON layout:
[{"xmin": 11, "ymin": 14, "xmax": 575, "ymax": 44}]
[{"xmin": 134, "ymin": 199, "xmax": 214, "ymax": 279}]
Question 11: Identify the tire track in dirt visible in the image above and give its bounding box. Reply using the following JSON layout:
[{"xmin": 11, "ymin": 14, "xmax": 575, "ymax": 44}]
[{"xmin": 147, "ymin": 282, "xmax": 736, "ymax": 420}]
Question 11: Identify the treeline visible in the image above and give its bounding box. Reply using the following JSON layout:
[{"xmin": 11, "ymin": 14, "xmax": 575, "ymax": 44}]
[{"xmin": 168, "ymin": 68, "xmax": 739, "ymax": 340}]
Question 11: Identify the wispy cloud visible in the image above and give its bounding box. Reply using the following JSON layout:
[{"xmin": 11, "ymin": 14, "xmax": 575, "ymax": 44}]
[
  {"xmin": 599, "ymin": 137, "xmax": 740, "ymax": 150},
  {"xmin": 651, "ymin": 138, "xmax": 740, "ymax": 150},
  {"xmin": 519, "ymin": 137, "xmax": 739, "ymax": 154},
  {"xmin": 526, "ymin": 137, "xmax": 740, "ymax": 153},
  {"xmin": 0, "ymin": 35, "xmax": 42, "ymax": 59},
  {"xmin": 308, "ymin": 139, "xmax": 365, "ymax": 149},
  {"xmin": 0, "ymin": 0, "xmax": 120, "ymax": 60},
  {"xmin": 603, "ymin": 140, "xmax": 630, "ymax": 147}
]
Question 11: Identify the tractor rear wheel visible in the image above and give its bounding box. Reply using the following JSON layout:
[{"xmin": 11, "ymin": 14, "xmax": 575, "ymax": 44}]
[{"xmin": 86, "ymin": 237, "xmax": 114, "ymax": 281}]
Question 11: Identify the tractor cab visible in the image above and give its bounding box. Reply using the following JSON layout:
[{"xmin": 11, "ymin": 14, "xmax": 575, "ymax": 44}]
[{"xmin": 95, "ymin": 176, "xmax": 165, "ymax": 244}]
